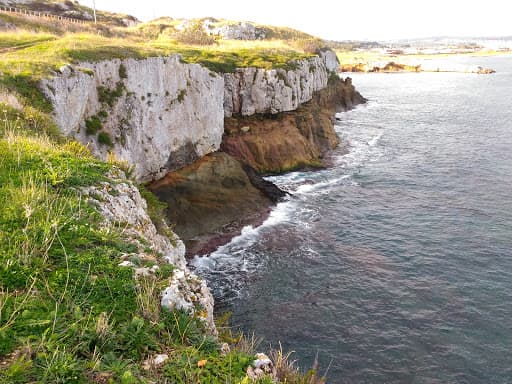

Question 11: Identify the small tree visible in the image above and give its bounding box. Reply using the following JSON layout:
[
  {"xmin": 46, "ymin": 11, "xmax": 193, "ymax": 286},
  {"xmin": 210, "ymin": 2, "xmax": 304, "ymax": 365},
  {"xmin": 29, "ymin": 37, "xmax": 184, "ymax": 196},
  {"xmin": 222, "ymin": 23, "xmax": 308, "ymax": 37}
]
[{"xmin": 174, "ymin": 21, "xmax": 215, "ymax": 45}]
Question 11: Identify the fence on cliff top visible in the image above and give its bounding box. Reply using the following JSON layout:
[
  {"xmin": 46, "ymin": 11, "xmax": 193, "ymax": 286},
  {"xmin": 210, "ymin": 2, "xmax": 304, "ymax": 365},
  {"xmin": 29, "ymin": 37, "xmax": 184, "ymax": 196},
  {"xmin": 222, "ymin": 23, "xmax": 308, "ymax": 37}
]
[{"xmin": 0, "ymin": 5, "xmax": 89, "ymax": 24}]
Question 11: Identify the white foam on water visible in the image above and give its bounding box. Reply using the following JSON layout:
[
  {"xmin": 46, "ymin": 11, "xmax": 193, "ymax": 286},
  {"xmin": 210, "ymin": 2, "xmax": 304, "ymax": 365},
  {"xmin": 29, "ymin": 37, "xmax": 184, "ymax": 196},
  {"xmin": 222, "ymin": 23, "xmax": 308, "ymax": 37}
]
[
  {"xmin": 192, "ymin": 103, "xmax": 386, "ymax": 298},
  {"xmin": 191, "ymin": 199, "xmax": 296, "ymax": 271},
  {"xmin": 368, "ymin": 131, "xmax": 384, "ymax": 147},
  {"xmin": 295, "ymin": 175, "xmax": 351, "ymax": 194},
  {"xmin": 335, "ymin": 129, "xmax": 384, "ymax": 169}
]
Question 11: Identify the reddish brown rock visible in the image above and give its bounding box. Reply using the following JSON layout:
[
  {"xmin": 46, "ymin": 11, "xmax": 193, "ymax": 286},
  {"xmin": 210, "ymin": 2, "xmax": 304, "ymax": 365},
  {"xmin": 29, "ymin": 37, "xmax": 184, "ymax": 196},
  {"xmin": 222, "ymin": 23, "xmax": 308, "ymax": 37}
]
[
  {"xmin": 148, "ymin": 152, "xmax": 278, "ymax": 257},
  {"xmin": 221, "ymin": 77, "xmax": 366, "ymax": 174}
]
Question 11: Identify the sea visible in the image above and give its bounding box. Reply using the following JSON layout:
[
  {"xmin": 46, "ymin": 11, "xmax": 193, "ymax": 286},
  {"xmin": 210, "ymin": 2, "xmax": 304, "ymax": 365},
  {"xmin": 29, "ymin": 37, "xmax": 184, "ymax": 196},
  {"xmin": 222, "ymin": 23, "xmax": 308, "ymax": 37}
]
[{"xmin": 192, "ymin": 55, "xmax": 512, "ymax": 383}]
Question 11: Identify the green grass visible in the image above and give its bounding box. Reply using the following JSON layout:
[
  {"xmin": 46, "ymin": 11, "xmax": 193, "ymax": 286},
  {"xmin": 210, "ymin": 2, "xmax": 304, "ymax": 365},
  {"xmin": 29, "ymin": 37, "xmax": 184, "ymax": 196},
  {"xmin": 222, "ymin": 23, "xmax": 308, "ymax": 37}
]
[
  {"xmin": 0, "ymin": 29, "xmax": 315, "ymax": 111},
  {"xmin": 0, "ymin": 32, "xmax": 57, "ymax": 49},
  {"xmin": 0, "ymin": 0, "xmax": 136, "ymax": 28},
  {"xmin": 0, "ymin": 104, "xmax": 328, "ymax": 383},
  {"xmin": 0, "ymin": 110, "xmax": 264, "ymax": 384}
]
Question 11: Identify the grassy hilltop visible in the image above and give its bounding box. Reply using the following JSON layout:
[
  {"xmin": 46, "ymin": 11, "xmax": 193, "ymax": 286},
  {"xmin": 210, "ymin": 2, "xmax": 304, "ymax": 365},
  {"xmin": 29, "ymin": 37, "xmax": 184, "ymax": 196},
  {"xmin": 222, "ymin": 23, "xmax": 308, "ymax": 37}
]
[
  {"xmin": 0, "ymin": 1, "xmax": 324, "ymax": 111},
  {"xmin": 0, "ymin": 2, "xmax": 328, "ymax": 383}
]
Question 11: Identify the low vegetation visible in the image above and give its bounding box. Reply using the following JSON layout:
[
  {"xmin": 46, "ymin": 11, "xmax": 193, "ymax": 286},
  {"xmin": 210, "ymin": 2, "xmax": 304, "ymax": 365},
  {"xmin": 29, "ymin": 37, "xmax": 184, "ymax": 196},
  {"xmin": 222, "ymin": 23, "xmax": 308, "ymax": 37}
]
[
  {"xmin": 0, "ymin": 107, "xmax": 325, "ymax": 383},
  {"xmin": 0, "ymin": 9, "xmax": 323, "ymax": 111},
  {"xmin": 0, "ymin": 0, "xmax": 138, "ymax": 27}
]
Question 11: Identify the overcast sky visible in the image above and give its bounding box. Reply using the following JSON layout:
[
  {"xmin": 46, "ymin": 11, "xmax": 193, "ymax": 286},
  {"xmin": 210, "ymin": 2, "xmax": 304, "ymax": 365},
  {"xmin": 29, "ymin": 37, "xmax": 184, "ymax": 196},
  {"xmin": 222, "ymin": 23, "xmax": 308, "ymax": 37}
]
[{"xmin": 82, "ymin": 0, "xmax": 510, "ymax": 41}]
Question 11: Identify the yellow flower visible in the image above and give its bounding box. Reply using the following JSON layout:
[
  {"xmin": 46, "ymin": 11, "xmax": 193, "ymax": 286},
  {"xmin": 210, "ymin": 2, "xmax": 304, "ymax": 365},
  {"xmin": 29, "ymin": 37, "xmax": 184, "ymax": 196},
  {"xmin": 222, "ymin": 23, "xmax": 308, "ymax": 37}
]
[{"xmin": 197, "ymin": 359, "xmax": 207, "ymax": 368}]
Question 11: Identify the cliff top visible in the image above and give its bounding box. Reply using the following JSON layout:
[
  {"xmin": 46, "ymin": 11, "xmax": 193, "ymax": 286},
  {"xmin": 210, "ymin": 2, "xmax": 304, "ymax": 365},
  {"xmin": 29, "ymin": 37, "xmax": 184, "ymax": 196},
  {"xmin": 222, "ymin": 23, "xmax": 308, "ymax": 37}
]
[{"xmin": 0, "ymin": 3, "xmax": 333, "ymax": 111}]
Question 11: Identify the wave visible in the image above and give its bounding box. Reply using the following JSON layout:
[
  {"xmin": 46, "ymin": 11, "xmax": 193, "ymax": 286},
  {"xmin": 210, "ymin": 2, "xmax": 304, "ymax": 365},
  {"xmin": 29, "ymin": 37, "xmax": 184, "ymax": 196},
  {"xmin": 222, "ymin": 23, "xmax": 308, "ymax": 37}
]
[
  {"xmin": 335, "ymin": 129, "xmax": 384, "ymax": 170},
  {"xmin": 368, "ymin": 131, "xmax": 384, "ymax": 147},
  {"xmin": 192, "ymin": 109, "xmax": 386, "ymax": 298},
  {"xmin": 295, "ymin": 175, "xmax": 351, "ymax": 194},
  {"xmin": 191, "ymin": 199, "xmax": 295, "ymax": 269}
]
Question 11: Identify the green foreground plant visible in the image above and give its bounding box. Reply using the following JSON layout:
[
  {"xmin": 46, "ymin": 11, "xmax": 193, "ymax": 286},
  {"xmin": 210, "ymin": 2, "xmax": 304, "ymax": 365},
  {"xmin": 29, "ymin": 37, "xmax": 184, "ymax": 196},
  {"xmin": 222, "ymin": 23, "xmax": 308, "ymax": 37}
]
[{"xmin": 0, "ymin": 111, "xmax": 249, "ymax": 383}]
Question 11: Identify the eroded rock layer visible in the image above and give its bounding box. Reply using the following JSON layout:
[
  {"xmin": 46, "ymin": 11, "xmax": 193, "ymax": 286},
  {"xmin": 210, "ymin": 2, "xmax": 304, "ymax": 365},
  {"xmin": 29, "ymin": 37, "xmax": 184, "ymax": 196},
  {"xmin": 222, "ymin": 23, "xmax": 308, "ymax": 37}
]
[
  {"xmin": 221, "ymin": 77, "xmax": 366, "ymax": 173},
  {"xmin": 148, "ymin": 152, "xmax": 277, "ymax": 257}
]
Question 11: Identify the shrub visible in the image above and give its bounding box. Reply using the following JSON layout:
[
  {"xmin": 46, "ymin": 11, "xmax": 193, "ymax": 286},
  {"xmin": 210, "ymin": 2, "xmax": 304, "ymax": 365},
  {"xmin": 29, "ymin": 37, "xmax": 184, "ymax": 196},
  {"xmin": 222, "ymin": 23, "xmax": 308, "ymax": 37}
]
[
  {"xmin": 118, "ymin": 63, "xmax": 128, "ymax": 79},
  {"xmin": 174, "ymin": 21, "xmax": 216, "ymax": 46},
  {"xmin": 119, "ymin": 316, "xmax": 159, "ymax": 359},
  {"xmin": 98, "ymin": 82, "xmax": 125, "ymax": 107},
  {"xmin": 97, "ymin": 109, "xmax": 108, "ymax": 119},
  {"xmin": 85, "ymin": 116, "xmax": 102, "ymax": 135},
  {"xmin": 177, "ymin": 89, "xmax": 186, "ymax": 102},
  {"xmin": 97, "ymin": 131, "xmax": 113, "ymax": 147}
]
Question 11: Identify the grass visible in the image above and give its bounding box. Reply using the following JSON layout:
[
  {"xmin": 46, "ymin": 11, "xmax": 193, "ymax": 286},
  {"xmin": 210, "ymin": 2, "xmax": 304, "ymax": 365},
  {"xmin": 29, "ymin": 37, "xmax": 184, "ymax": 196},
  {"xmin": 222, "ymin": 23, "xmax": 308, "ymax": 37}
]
[
  {"xmin": 0, "ymin": 108, "xmax": 325, "ymax": 383},
  {"xmin": 0, "ymin": 0, "xmax": 137, "ymax": 28},
  {"xmin": 0, "ymin": 109, "xmax": 254, "ymax": 383},
  {"xmin": 0, "ymin": 24, "xmax": 316, "ymax": 111},
  {"xmin": 0, "ymin": 31, "xmax": 57, "ymax": 49}
]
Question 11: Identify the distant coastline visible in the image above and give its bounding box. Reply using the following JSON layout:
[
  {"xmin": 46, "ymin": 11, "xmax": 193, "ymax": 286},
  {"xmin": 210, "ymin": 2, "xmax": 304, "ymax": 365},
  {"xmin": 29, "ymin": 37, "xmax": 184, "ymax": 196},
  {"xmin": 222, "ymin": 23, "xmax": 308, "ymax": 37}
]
[
  {"xmin": 340, "ymin": 61, "xmax": 496, "ymax": 74},
  {"xmin": 336, "ymin": 49, "xmax": 510, "ymax": 74}
]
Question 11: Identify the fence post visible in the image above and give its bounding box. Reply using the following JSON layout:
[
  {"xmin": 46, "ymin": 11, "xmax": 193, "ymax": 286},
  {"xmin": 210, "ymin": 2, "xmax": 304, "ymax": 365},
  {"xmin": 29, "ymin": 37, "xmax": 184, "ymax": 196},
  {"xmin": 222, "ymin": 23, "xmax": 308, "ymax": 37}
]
[{"xmin": 0, "ymin": 5, "xmax": 90, "ymax": 25}]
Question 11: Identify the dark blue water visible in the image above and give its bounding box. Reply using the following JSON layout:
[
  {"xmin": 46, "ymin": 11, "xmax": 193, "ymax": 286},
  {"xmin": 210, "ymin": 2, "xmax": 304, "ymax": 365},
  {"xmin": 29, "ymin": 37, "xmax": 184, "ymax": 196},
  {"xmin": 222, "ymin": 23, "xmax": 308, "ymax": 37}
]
[{"xmin": 193, "ymin": 56, "xmax": 512, "ymax": 383}]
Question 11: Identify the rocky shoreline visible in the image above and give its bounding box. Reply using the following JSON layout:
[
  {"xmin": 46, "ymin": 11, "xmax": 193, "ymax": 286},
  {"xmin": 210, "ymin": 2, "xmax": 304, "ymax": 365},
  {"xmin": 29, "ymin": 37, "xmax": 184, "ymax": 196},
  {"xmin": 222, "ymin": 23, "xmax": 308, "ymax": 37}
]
[
  {"xmin": 40, "ymin": 47, "xmax": 365, "ymax": 338},
  {"xmin": 340, "ymin": 61, "xmax": 496, "ymax": 74},
  {"xmin": 149, "ymin": 76, "xmax": 365, "ymax": 257},
  {"xmin": 147, "ymin": 152, "xmax": 280, "ymax": 257}
]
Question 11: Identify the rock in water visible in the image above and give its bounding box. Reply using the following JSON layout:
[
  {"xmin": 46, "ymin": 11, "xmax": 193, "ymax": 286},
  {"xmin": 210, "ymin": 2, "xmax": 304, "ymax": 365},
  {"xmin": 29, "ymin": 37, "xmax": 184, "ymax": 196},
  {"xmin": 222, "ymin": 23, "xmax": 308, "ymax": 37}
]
[{"xmin": 148, "ymin": 152, "xmax": 283, "ymax": 256}]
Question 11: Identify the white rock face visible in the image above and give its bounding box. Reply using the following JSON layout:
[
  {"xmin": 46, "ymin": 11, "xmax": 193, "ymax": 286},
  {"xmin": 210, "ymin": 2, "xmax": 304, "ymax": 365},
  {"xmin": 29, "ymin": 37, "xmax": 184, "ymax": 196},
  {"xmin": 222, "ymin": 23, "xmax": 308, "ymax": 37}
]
[
  {"xmin": 41, "ymin": 56, "xmax": 224, "ymax": 182},
  {"xmin": 224, "ymin": 53, "xmax": 337, "ymax": 117},
  {"xmin": 161, "ymin": 269, "xmax": 217, "ymax": 335},
  {"xmin": 41, "ymin": 51, "xmax": 339, "ymax": 180},
  {"xmin": 210, "ymin": 21, "xmax": 266, "ymax": 40},
  {"xmin": 83, "ymin": 169, "xmax": 186, "ymax": 269},
  {"xmin": 318, "ymin": 49, "xmax": 340, "ymax": 73},
  {"xmin": 84, "ymin": 169, "xmax": 216, "ymax": 334}
]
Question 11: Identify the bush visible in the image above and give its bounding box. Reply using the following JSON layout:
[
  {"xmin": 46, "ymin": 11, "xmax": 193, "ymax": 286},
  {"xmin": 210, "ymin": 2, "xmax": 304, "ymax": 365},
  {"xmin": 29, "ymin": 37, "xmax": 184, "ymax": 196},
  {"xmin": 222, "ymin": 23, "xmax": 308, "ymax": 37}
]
[
  {"xmin": 98, "ymin": 82, "xmax": 125, "ymax": 107},
  {"xmin": 85, "ymin": 116, "xmax": 102, "ymax": 135},
  {"xmin": 97, "ymin": 131, "xmax": 113, "ymax": 147},
  {"xmin": 174, "ymin": 21, "xmax": 216, "ymax": 46},
  {"xmin": 97, "ymin": 109, "xmax": 108, "ymax": 119},
  {"xmin": 118, "ymin": 63, "xmax": 128, "ymax": 79}
]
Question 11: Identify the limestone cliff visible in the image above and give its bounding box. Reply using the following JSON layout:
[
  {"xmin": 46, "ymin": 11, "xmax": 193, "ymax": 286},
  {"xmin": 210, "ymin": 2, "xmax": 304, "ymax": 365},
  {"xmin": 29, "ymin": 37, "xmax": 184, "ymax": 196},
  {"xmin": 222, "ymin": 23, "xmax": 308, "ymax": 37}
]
[
  {"xmin": 222, "ymin": 77, "xmax": 366, "ymax": 173},
  {"xmin": 41, "ymin": 48, "xmax": 363, "ymax": 257},
  {"xmin": 41, "ymin": 56, "xmax": 224, "ymax": 182},
  {"xmin": 223, "ymin": 50, "xmax": 339, "ymax": 116},
  {"xmin": 41, "ymin": 51, "xmax": 338, "ymax": 183}
]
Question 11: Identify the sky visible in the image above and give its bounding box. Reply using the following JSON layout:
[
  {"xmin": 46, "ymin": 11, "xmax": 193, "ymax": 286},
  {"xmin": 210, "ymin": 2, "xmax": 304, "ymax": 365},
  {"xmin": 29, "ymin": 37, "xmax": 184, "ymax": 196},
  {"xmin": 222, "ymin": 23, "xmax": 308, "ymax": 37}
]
[{"xmin": 82, "ymin": 0, "xmax": 511, "ymax": 41}]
